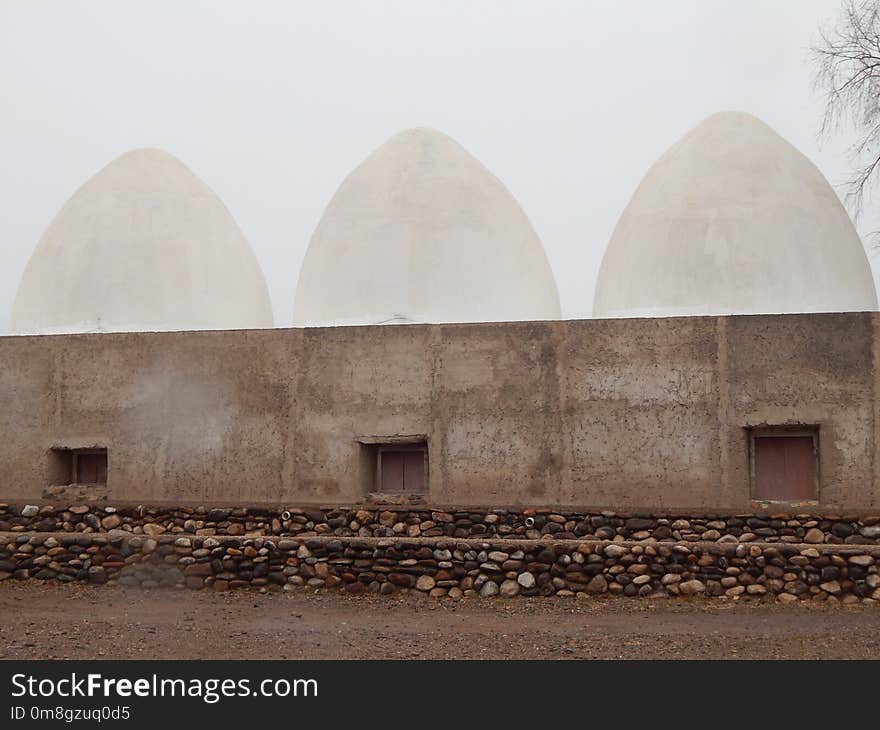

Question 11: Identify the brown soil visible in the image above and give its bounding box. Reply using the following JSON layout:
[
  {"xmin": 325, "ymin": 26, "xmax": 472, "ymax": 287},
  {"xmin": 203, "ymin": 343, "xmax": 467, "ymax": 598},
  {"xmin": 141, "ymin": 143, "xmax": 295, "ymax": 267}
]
[{"xmin": 0, "ymin": 582, "xmax": 877, "ymax": 660}]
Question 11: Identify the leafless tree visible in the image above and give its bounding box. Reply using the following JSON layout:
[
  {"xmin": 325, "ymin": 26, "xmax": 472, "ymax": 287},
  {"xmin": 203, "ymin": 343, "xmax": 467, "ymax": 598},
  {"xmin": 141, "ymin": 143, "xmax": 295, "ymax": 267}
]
[{"xmin": 813, "ymin": 0, "xmax": 880, "ymax": 220}]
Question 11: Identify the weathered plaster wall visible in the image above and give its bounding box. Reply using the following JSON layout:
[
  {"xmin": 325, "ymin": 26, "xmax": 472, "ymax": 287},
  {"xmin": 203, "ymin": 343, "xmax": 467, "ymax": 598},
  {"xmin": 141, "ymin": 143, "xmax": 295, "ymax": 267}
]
[
  {"xmin": 724, "ymin": 314, "xmax": 877, "ymax": 510},
  {"xmin": 558, "ymin": 317, "xmax": 721, "ymax": 508},
  {"xmin": 0, "ymin": 313, "xmax": 876, "ymax": 511}
]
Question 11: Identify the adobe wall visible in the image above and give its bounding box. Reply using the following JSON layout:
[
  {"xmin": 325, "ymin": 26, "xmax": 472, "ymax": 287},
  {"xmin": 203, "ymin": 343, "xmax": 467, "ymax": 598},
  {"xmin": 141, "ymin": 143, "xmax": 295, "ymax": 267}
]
[{"xmin": 0, "ymin": 312, "xmax": 876, "ymax": 511}]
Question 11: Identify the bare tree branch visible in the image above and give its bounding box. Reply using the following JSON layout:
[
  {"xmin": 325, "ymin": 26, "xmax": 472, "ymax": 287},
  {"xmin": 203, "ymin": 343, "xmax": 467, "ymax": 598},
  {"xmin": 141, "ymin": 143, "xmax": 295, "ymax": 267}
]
[{"xmin": 813, "ymin": 0, "xmax": 880, "ymax": 222}]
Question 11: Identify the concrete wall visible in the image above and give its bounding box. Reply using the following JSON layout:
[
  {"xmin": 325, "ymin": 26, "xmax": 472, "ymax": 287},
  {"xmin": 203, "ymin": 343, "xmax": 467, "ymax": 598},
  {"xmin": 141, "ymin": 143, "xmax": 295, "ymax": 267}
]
[{"xmin": 0, "ymin": 313, "xmax": 877, "ymax": 511}]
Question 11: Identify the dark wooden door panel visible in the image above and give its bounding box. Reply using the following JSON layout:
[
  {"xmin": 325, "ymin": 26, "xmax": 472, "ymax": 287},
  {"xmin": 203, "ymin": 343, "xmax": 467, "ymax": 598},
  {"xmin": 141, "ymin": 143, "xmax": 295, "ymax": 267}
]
[
  {"xmin": 77, "ymin": 453, "xmax": 108, "ymax": 485},
  {"xmin": 381, "ymin": 451, "xmax": 406, "ymax": 492},
  {"xmin": 754, "ymin": 435, "xmax": 815, "ymax": 501},
  {"xmin": 380, "ymin": 448, "xmax": 426, "ymax": 493},
  {"xmin": 403, "ymin": 450, "xmax": 426, "ymax": 493}
]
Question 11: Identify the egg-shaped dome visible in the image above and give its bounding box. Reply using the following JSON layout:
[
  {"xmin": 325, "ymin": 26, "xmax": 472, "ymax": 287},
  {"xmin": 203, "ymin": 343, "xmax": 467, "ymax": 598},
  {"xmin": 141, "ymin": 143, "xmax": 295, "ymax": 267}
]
[
  {"xmin": 293, "ymin": 128, "xmax": 561, "ymax": 326},
  {"xmin": 10, "ymin": 148, "xmax": 273, "ymax": 334},
  {"xmin": 593, "ymin": 111, "xmax": 877, "ymax": 318}
]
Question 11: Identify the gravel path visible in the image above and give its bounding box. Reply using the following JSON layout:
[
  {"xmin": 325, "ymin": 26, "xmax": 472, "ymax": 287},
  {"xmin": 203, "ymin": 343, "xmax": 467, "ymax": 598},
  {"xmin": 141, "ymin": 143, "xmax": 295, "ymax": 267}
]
[{"xmin": 1, "ymin": 582, "xmax": 878, "ymax": 660}]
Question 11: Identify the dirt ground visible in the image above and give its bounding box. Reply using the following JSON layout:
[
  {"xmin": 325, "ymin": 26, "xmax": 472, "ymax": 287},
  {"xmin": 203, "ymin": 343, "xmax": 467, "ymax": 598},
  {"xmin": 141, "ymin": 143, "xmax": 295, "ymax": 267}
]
[{"xmin": 0, "ymin": 582, "xmax": 878, "ymax": 660}]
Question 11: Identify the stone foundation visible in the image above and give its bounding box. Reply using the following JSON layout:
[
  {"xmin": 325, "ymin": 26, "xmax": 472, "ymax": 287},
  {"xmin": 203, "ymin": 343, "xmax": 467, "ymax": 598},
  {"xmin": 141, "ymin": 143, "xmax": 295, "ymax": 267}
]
[
  {"xmin": 2, "ymin": 530, "xmax": 879, "ymax": 605},
  {"xmin": 2, "ymin": 503, "xmax": 879, "ymax": 545}
]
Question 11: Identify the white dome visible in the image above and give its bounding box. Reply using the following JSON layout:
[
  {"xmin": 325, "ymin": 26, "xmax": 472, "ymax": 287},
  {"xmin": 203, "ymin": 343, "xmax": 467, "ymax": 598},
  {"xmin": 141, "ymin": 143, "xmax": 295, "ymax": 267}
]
[
  {"xmin": 10, "ymin": 149, "xmax": 273, "ymax": 334},
  {"xmin": 593, "ymin": 111, "xmax": 878, "ymax": 318},
  {"xmin": 293, "ymin": 128, "xmax": 560, "ymax": 326}
]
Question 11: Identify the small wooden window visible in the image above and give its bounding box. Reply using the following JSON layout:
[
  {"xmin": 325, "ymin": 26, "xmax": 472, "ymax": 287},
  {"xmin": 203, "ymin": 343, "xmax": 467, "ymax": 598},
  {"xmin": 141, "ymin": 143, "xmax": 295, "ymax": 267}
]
[
  {"xmin": 378, "ymin": 446, "xmax": 427, "ymax": 493},
  {"xmin": 750, "ymin": 428, "xmax": 818, "ymax": 502},
  {"xmin": 75, "ymin": 451, "xmax": 108, "ymax": 485},
  {"xmin": 358, "ymin": 436, "xmax": 429, "ymax": 497},
  {"xmin": 50, "ymin": 447, "xmax": 108, "ymax": 486}
]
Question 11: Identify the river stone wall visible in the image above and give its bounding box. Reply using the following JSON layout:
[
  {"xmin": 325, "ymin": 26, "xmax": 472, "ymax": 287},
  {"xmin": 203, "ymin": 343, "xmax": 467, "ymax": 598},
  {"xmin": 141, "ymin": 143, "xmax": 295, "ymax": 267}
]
[
  {"xmin": 1, "ymin": 531, "xmax": 878, "ymax": 605},
  {"xmin": 1, "ymin": 503, "xmax": 879, "ymax": 545}
]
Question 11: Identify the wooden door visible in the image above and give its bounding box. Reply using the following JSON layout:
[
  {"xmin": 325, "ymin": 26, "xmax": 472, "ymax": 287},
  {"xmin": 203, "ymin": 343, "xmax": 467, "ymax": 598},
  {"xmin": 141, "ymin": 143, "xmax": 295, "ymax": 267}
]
[
  {"xmin": 753, "ymin": 435, "xmax": 816, "ymax": 501},
  {"xmin": 380, "ymin": 448, "xmax": 426, "ymax": 493},
  {"xmin": 76, "ymin": 452, "xmax": 108, "ymax": 485},
  {"xmin": 402, "ymin": 450, "xmax": 425, "ymax": 493},
  {"xmin": 381, "ymin": 450, "xmax": 406, "ymax": 492}
]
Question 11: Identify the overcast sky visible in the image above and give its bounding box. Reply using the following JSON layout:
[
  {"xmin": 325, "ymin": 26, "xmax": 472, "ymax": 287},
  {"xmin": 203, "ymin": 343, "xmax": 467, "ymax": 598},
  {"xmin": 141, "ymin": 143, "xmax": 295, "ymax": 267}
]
[{"xmin": 1, "ymin": 0, "xmax": 877, "ymax": 331}]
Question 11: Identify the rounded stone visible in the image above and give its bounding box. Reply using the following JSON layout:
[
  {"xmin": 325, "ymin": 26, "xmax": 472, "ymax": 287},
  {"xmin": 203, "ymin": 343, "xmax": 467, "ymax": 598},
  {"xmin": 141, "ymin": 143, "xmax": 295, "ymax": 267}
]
[
  {"xmin": 603, "ymin": 544, "xmax": 627, "ymax": 559},
  {"xmin": 101, "ymin": 514, "xmax": 122, "ymax": 530},
  {"xmin": 499, "ymin": 579, "xmax": 520, "ymax": 598},
  {"xmin": 679, "ymin": 579, "xmax": 706, "ymax": 596}
]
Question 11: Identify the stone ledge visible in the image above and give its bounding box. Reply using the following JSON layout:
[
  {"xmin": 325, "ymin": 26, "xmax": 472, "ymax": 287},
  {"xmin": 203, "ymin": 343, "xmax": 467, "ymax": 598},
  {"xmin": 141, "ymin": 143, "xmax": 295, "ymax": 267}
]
[
  {"xmin": 1, "ymin": 503, "xmax": 878, "ymax": 546},
  {"xmin": 5, "ymin": 530, "xmax": 880, "ymax": 554}
]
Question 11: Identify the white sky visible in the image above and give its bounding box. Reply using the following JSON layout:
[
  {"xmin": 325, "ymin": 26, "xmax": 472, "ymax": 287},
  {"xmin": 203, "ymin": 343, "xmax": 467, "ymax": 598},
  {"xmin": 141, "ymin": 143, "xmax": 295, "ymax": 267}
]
[{"xmin": 2, "ymin": 0, "xmax": 878, "ymax": 331}]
